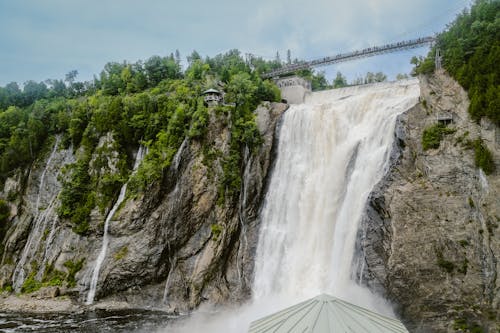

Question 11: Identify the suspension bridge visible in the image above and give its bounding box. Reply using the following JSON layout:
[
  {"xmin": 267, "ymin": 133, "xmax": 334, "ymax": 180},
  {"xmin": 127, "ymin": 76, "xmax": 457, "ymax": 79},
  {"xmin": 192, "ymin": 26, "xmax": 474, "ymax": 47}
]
[{"xmin": 261, "ymin": 36, "xmax": 436, "ymax": 79}]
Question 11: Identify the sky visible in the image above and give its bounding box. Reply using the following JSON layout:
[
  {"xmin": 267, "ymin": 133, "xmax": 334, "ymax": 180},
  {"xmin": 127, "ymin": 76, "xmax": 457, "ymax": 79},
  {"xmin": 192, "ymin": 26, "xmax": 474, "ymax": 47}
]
[{"xmin": 0, "ymin": 0, "xmax": 472, "ymax": 87}]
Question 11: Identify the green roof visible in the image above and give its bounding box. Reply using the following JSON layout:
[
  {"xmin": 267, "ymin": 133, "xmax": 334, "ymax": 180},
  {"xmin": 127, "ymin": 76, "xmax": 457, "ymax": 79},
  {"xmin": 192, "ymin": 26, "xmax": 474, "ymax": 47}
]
[
  {"xmin": 248, "ymin": 294, "xmax": 409, "ymax": 333},
  {"xmin": 202, "ymin": 88, "xmax": 221, "ymax": 95}
]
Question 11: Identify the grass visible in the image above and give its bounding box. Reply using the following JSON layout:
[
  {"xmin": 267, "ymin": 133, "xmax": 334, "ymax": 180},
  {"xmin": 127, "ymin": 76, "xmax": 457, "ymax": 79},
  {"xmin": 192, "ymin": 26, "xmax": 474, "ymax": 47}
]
[{"xmin": 211, "ymin": 224, "xmax": 223, "ymax": 241}]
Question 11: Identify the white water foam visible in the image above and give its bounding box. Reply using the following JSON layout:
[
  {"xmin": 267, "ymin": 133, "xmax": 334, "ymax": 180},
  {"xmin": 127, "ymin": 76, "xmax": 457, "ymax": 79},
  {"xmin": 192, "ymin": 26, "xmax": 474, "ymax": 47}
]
[{"xmin": 164, "ymin": 80, "xmax": 420, "ymax": 332}]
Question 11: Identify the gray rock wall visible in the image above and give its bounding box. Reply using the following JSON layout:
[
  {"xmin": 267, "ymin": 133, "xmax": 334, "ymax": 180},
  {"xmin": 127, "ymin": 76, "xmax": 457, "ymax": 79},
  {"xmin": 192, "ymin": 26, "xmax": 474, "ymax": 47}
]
[
  {"xmin": 357, "ymin": 73, "xmax": 499, "ymax": 332},
  {"xmin": 0, "ymin": 102, "xmax": 287, "ymax": 312}
]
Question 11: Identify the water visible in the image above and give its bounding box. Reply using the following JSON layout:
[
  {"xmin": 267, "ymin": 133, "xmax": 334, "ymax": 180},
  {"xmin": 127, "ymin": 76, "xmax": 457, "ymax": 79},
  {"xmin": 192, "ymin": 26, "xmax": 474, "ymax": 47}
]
[
  {"xmin": 479, "ymin": 169, "xmax": 489, "ymax": 194},
  {"xmin": 35, "ymin": 137, "xmax": 60, "ymax": 212},
  {"xmin": 86, "ymin": 146, "xmax": 146, "ymax": 305},
  {"xmin": 0, "ymin": 310, "xmax": 173, "ymax": 332},
  {"xmin": 12, "ymin": 138, "xmax": 60, "ymax": 291},
  {"xmin": 7, "ymin": 81, "xmax": 420, "ymax": 331},
  {"xmin": 166, "ymin": 80, "xmax": 420, "ymax": 332},
  {"xmin": 254, "ymin": 80, "xmax": 419, "ymax": 306}
]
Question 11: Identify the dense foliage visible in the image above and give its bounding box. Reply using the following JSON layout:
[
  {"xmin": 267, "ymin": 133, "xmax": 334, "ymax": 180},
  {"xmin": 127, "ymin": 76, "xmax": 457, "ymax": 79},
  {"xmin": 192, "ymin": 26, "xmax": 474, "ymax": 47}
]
[
  {"xmin": 422, "ymin": 123, "xmax": 456, "ymax": 150},
  {"xmin": 472, "ymin": 138, "xmax": 496, "ymax": 174},
  {"xmin": 439, "ymin": 0, "xmax": 500, "ymax": 125},
  {"xmin": 414, "ymin": 0, "xmax": 500, "ymax": 125},
  {"xmin": 0, "ymin": 50, "xmax": 281, "ymax": 234}
]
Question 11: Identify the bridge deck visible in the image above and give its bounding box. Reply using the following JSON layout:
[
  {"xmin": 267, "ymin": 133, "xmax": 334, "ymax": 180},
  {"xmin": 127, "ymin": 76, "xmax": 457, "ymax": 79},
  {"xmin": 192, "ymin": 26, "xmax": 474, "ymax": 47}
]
[{"xmin": 262, "ymin": 36, "xmax": 435, "ymax": 79}]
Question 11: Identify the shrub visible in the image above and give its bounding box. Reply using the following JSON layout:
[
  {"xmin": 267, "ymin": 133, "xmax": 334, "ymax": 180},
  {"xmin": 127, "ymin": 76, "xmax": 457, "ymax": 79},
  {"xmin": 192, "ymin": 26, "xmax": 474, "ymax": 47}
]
[
  {"xmin": 472, "ymin": 139, "xmax": 495, "ymax": 174},
  {"xmin": 422, "ymin": 123, "xmax": 456, "ymax": 150},
  {"xmin": 42, "ymin": 263, "xmax": 66, "ymax": 287},
  {"xmin": 21, "ymin": 272, "xmax": 42, "ymax": 294},
  {"xmin": 210, "ymin": 224, "xmax": 223, "ymax": 240},
  {"xmin": 63, "ymin": 258, "xmax": 85, "ymax": 288}
]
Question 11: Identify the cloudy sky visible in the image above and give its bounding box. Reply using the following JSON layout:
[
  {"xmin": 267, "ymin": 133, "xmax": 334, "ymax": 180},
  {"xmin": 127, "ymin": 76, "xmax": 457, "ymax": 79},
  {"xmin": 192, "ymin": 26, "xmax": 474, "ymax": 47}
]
[{"xmin": 0, "ymin": 0, "xmax": 471, "ymax": 86}]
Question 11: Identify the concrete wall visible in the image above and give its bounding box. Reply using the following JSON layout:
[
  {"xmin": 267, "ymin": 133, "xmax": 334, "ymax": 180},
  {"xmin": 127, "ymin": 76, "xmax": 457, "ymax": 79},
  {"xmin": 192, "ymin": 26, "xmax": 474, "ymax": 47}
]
[
  {"xmin": 280, "ymin": 85, "xmax": 310, "ymax": 104},
  {"xmin": 275, "ymin": 76, "xmax": 312, "ymax": 104}
]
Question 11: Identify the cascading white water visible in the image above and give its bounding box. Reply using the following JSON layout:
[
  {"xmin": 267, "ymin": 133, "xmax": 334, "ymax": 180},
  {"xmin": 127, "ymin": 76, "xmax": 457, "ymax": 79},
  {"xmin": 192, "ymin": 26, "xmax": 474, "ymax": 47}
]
[
  {"xmin": 12, "ymin": 137, "xmax": 60, "ymax": 291},
  {"xmin": 167, "ymin": 80, "xmax": 420, "ymax": 333},
  {"xmin": 253, "ymin": 79, "xmax": 420, "ymax": 308},
  {"xmin": 86, "ymin": 146, "xmax": 146, "ymax": 305}
]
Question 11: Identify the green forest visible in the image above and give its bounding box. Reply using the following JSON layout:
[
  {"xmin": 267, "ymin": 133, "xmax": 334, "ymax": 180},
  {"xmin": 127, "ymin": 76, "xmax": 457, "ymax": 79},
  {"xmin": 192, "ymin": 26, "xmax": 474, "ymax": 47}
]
[
  {"xmin": 0, "ymin": 50, "xmax": 286, "ymax": 234},
  {"xmin": 0, "ymin": 0, "xmax": 498, "ymax": 235},
  {"xmin": 414, "ymin": 0, "xmax": 500, "ymax": 126}
]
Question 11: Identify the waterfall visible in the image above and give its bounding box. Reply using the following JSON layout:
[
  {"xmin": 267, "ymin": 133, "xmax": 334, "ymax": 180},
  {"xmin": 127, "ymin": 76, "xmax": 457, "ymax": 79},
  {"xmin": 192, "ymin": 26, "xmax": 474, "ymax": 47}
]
[
  {"xmin": 479, "ymin": 169, "xmax": 489, "ymax": 194},
  {"xmin": 12, "ymin": 137, "xmax": 60, "ymax": 291},
  {"xmin": 35, "ymin": 137, "xmax": 59, "ymax": 211},
  {"xmin": 86, "ymin": 146, "xmax": 146, "ymax": 305},
  {"xmin": 253, "ymin": 80, "xmax": 419, "ymax": 308},
  {"xmin": 167, "ymin": 80, "xmax": 420, "ymax": 333}
]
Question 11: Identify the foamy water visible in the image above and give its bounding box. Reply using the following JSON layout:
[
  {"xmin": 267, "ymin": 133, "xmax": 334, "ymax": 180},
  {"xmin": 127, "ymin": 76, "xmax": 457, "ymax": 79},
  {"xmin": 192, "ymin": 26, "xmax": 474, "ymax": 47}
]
[{"xmin": 164, "ymin": 80, "xmax": 420, "ymax": 332}]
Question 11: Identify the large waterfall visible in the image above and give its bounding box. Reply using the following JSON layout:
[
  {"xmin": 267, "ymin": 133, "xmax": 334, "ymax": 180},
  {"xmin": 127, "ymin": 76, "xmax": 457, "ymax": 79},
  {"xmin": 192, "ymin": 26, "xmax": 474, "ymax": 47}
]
[
  {"xmin": 253, "ymin": 79, "xmax": 419, "ymax": 306},
  {"xmin": 170, "ymin": 80, "xmax": 420, "ymax": 332}
]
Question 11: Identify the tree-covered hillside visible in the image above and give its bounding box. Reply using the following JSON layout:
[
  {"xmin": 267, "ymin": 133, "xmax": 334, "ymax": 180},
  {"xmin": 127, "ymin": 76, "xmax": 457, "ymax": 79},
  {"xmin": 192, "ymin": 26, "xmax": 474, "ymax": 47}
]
[
  {"xmin": 0, "ymin": 50, "xmax": 283, "ymax": 234},
  {"xmin": 414, "ymin": 0, "xmax": 500, "ymax": 126}
]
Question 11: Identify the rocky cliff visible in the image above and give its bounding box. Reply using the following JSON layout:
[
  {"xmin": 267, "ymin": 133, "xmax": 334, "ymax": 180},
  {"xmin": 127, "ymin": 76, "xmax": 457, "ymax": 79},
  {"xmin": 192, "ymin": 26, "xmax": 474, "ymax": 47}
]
[
  {"xmin": 357, "ymin": 72, "xmax": 499, "ymax": 332},
  {"xmin": 1, "ymin": 73, "xmax": 498, "ymax": 333},
  {"xmin": 0, "ymin": 102, "xmax": 287, "ymax": 312}
]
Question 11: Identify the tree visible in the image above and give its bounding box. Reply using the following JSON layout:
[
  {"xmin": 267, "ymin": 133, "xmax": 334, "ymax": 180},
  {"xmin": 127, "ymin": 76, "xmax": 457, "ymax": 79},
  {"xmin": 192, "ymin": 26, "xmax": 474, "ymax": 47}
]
[
  {"xmin": 225, "ymin": 72, "xmax": 257, "ymax": 108},
  {"xmin": 333, "ymin": 72, "xmax": 347, "ymax": 88},
  {"xmin": 23, "ymin": 81, "xmax": 48, "ymax": 105},
  {"xmin": 396, "ymin": 73, "xmax": 409, "ymax": 80},
  {"xmin": 187, "ymin": 50, "xmax": 201, "ymax": 65},
  {"xmin": 4, "ymin": 82, "xmax": 23, "ymax": 106},
  {"xmin": 364, "ymin": 72, "xmax": 387, "ymax": 84},
  {"xmin": 311, "ymin": 72, "xmax": 330, "ymax": 91},
  {"xmin": 65, "ymin": 70, "xmax": 78, "ymax": 85},
  {"xmin": 46, "ymin": 79, "xmax": 67, "ymax": 98},
  {"xmin": 144, "ymin": 55, "xmax": 181, "ymax": 87},
  {"xmin": 374, "ymin": 72, "xmax": 387, "ymax": 82}
]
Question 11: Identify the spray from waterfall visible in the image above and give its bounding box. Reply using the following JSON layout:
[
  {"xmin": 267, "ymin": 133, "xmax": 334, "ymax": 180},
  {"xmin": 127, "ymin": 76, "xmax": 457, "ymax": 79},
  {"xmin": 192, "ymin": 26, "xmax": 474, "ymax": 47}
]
[
  {"xmin": 167, "ymin": 80, "xmax": 420, "ymax": 333},
  {"xmin": 86, "ymin": 146, "xmax": 146, "ymax": 304}
]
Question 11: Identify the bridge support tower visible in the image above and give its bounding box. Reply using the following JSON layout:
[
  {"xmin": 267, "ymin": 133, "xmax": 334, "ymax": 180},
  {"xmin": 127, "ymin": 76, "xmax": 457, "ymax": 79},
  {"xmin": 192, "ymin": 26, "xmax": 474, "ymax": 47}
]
[{"xmin": 275, "ymin": 76, "xmax": 312, "ymax": 104}]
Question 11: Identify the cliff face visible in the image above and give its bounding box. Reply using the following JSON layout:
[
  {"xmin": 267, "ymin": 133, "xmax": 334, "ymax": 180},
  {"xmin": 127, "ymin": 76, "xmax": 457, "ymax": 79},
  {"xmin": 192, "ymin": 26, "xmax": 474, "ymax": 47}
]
[
  {"xmin": 1, "ymin": 73, "xmax": 498, "ymax": 333},
  {"xmin": 358, "ymin": 73, "xmax": 499, "ymax": 332},
  {"xmin": 0, "ymin": 102, "xmax": 287, "ymax": 312}
]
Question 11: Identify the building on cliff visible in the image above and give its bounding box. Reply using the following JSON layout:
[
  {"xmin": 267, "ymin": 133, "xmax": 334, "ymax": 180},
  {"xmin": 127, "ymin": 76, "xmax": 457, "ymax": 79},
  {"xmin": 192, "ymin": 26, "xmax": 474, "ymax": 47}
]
[{"xmin": 202, "ymin": 88, "xmax": 223, "ymax": 106}]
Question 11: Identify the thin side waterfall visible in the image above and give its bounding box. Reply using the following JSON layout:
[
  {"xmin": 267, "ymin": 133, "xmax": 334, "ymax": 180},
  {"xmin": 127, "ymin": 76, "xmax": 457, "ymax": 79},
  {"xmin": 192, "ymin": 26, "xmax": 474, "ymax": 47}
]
[
  {"xmin": 35, "ymin": 137, "xmax": 59, "ymax": 211},
  {"xmin": 12, "ymin": 137, "xmax": 59, "ymax": 291},
  {"xmin": 86, "ymin": 146, "xmax": 146, "ymax": 305},
  {"xmin": 167, "ymin": 80, "xmax": 420, "ymax": 333}
]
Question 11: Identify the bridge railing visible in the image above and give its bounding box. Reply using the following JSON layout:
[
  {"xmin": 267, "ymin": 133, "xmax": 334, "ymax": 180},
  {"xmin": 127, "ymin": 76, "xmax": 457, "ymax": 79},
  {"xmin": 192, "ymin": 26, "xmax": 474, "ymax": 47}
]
[{"xmin": 261, "ymin": 36, "xmax": 435, "ymax": 79}]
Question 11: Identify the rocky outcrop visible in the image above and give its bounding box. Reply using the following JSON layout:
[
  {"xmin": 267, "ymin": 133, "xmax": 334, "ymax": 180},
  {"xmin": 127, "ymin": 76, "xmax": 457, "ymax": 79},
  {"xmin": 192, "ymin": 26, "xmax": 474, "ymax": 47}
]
[
  {"xmin": 357, "ymin": 73, "xmax": 499, "ymax": 332},
  {"xmin": 0, "ymin": 102, "xmax": 287, "ymax": 312}
]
